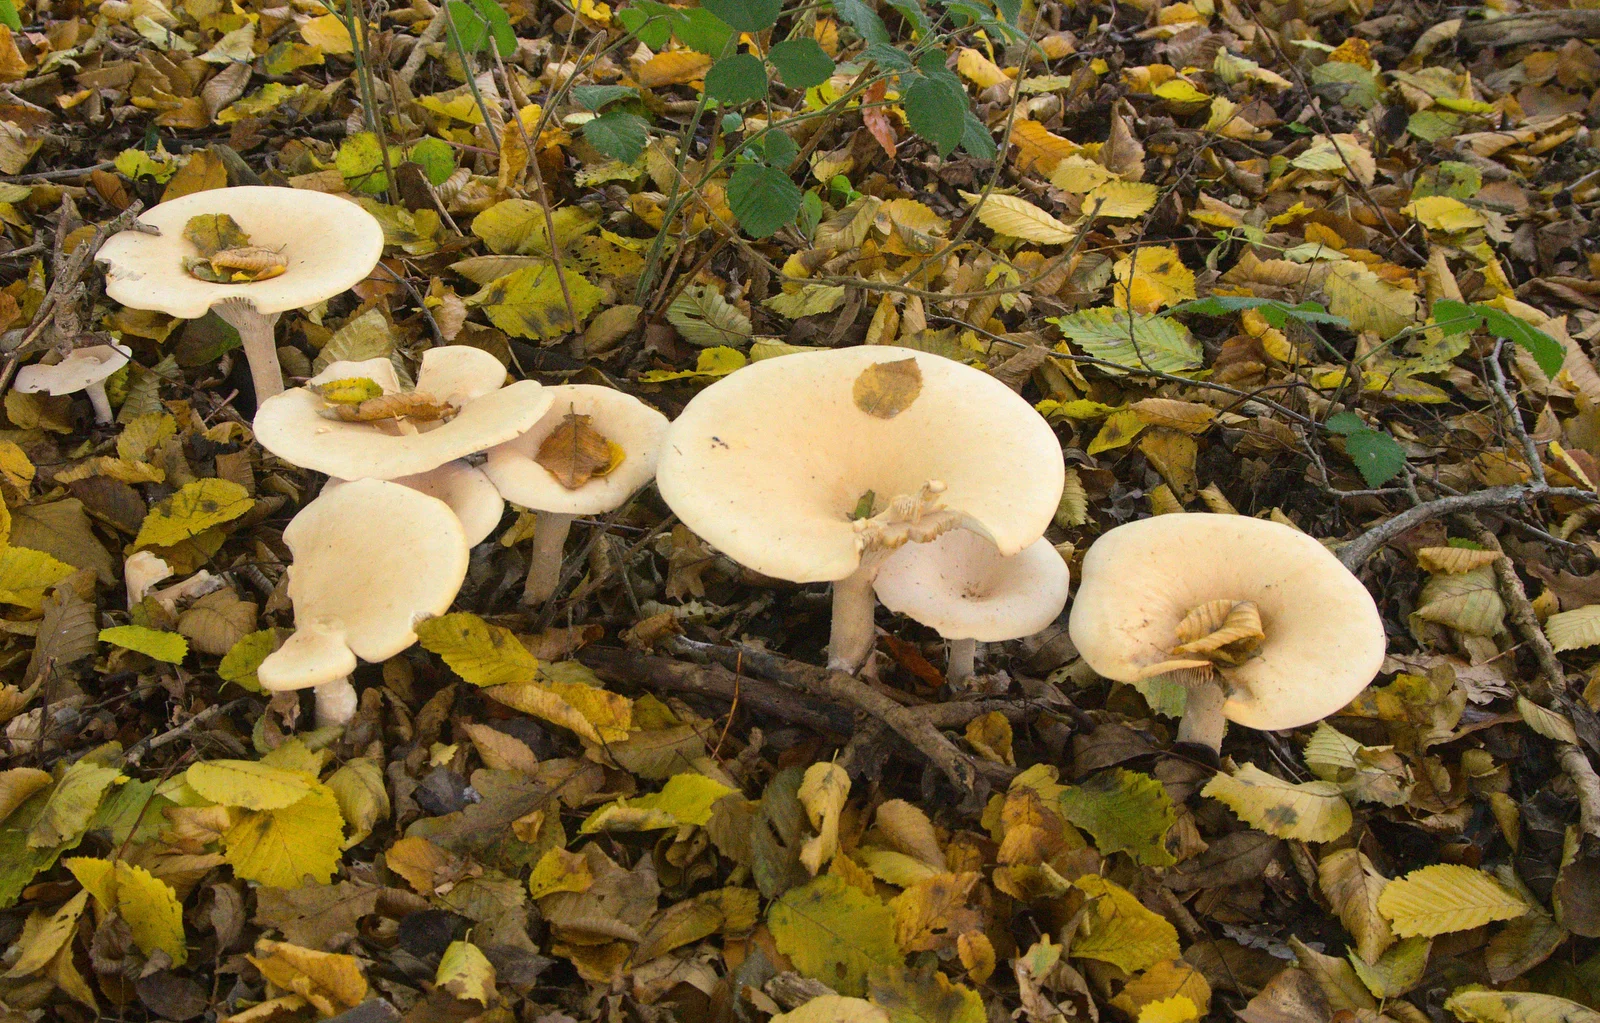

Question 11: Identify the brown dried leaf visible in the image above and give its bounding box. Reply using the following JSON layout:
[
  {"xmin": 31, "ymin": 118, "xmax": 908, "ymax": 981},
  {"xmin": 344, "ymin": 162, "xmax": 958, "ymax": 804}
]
[
  {"xmin": 535, "ymin": 413, "xmax": 619, "ymax": 490},
  {"xmin": 853, "ymin": 358, "xmax": 923, "ymax": 419},
  {"xmin": 323, "ymin": 392, "xmax": 459, "ymax": 423}
]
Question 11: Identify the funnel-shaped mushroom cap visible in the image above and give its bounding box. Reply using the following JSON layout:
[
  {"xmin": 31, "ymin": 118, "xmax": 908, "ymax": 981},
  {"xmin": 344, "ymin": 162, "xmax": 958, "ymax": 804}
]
[
  {"xmin": 1068, "ymin": 514, "xmax": 1385, "ymax": 731},
  {"xmin": 14, "ymin": 344, "xmax": 130, "ymax": 395},
  {"xmin": 252, "ymin": 347, "xmax": 551, "ymax": 480},
  {"xmin": 315, "ymin": 357, "xmax": 403, "ymax": 395},
  {"xmin": 484, "ymin": 384, "xmax": 670, "ymax": 515},
  {"xmin": 257, "ymin": 478, "xmax": 468, "ymax": 691},
  {"xmin": 323, "ymin": 460, "xmax": 504, "ymax": 546},
  {"xmin": 656, "ymin": 348, "xmax": 1064, "ymax": 583},
  {"xmin": 875, "ymin": 531, "xmax": 1070, "ymax": 642},
  {"xmin": 97, "ymin": 186, "xmax": 384, "ymax": 319},
  {"xmin": 415, "ymin": 346, "xmax": 507, "ymax": 405}
]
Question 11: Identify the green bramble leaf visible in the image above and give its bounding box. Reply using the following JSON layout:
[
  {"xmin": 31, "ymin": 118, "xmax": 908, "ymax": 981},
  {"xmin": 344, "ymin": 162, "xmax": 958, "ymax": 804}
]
[
  {"xmin": 1477, "ymin": 304, "xmax": 1564, "ymax": 377},
  {"xmin": 583, "ymin": 110, "xmax": 650, "ymax": 164},
  {"xmin": 0, "ymin": 0, "xmax": 20, "ymax": 31},
  {"xmin": 904, "ymin": 75, "xmax": 966, "ymax": 158},
  {"xmin": 705, "ymin": 53, "xmax": 768, "ymax": 105},
  {"xmin": 701, "ymin": 0, "xmax": 780, "ymax": 32},
  {"xmin": 728, "ymin": 164, "xmax": 804, "ymax": 239},
  {"xmin": 768, "ymin": 39, "xmax": 835, "ymax": 90}
]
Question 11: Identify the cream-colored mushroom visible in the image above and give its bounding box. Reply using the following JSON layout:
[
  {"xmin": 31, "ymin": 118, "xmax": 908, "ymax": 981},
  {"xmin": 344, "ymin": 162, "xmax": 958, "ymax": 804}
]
[
  {"xmin": 483, "ymin": 384, "xmax": 669, "ymax": 603},
  {"xmin": 257, "ymin": 478, "xmax": 469, "ymax": 727},
  {"xmin": 15, "ymin": 344, "xmax": 130, "ymax": 424},
  {"xmin": 656, "ymin": 347, "xmax": 1063, "ymax": 672},
  {"xmin": 97, "ymin": 186, "xmax": 384, "ymax": 403},
  {"xmin": 322, "ymin": 460, "xmax": 504, "ymax": 547},
  {"xmin": 252, "ymin": 346, "xmax": 549, "ymax": 481},
  {"xmin": 874, "ymin": 531, "xmax": 1070, "ymax": 683},
  {"xmin": 1068, "ymin": 513, "xmax": 1385, "ymax": 753}
]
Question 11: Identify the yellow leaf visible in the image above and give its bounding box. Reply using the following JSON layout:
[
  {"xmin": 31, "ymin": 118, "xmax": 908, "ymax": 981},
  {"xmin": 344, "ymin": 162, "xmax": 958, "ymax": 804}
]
[
  {"xmin": 162, "ymin": 150, "xmax": 228, "ymax": 201},
  {"xmin": 437, "ymin": 940, "xmax": 496, "ymax": 1003},
  {"xmin": 1049, "ymin": 155, "xmax": 1115, "ymax": 192},
  {"xmin": 99, "ymin": 625, "xmax": 187, "ymax": 664},
  {"xmin": 1085, "ymin": 180, "xmax": 1159, "ymax": 219},
  {"xmin": 0, "ymin": 546, "xmax": 76, "ymax": 609},
  {"xmin": 852, "ymin": 358, "xmax": 923, "ymax": 419},
  {"xmin": 1112, "ymin": 246, "xmax": 1195, "ymax": 313},
  {"xmin": 1318, "ymin": 848, "xmax": 1395, "ymax": 965},
  {"xmin": 1325, "ymin": 261, "xmax": 1418, "ymax": 336},
  {"xmin": 4, "ymin": 889, "xmax": 88, "ymax": 977},
  {"xmin": 1417, "ymin": 547, "xmax": 1502, "ymax": 574},
  {"xmin": 0, "ymin": 441, "xmax": 36, "ymax": 487},
  {"xmin": 1517, "ymin": 696, "xmax": 1578, "ymax": 745},
  {"xmin": 249, "ymin": 940, "xmax": 367, "ymax": 1017},
  {"xmin": 64, "ymin": 858, "xmax": 187, "ymax": 965},
  {"xmin": 769, "ymin": 875, "xmax": 900, "ymax": 997},
  {"xmin": 970, "ymin": 194, "xmax": 1076, "ymax": 245},
  {"xmin": 1403, "ymin": 195, "xmax": 1485, "ymax": 233},
  {"xmin": 1414, "ymin": 565, "xmax": 1505, "ymax": 636},
  {"xmin": 300, "ymin": 13, "xmax": 353, "ymax": 54},
  {"xmin": 222, "ymin": 783, "xmax": 345, "ymax": 888},
  {"xmin": 186, "ymin": 760, "xmax": 317, "ymax": 810},
  {"xmin": 798, "ymin": 762, "xmax": 850, "ymax": 874},
  {"xmin": 415, "ymin": 613, "xmax": 539, "ymax": 686},
  {"xmin": 1546, "ymin": 605, "xmax": 1600, "ymax": 652},
  {"xmin": 1110, "ymin": 960, "xmax": 1212, "ymax": 1019},
  {"xmin": 487, "ymin": 677, "xmax": 632, "ymax": 744},
  {"xmin": 325, "ymin": 758, "xmax": 388, "ymax": 847},
  {"xmin": 1377, "ymin": 864, "xmax": 1528, "ymax": 938},
  {"xmin": 1072, "ymin": 874, "xmax": 1181, "ymax": 973},
  {"xmin": 1291, "ymin": 133, "xmax": 1376, "ymax": 186},
  {"xmin": 956, "ymin": 48, "xmax": 1009, "ymax": 88},
  {"xmin": 1201, "ymin": 764, "xmax": 1353, "ymax": 842},
  {"xmin": 528, "ymin": 847, "xmax": 593, "ymax": 899},
  {"xmin": 1444, "ymin": 989, "xmax": 1600, "ymax": 1023},
  {"xmin": 30, "ymin": 759, "xmax": 121, "ymax": 850},
  {"xmin": 957, "ymin": 931, "xmax": 995, "ymax": 983},
  {"xmin": 1088, "ymin": 408, "xmax": 1145, "ymax": 455},
  {"xmin": 639, "ymin": 50, "xmax": 713, "ymax": 87},
  {"xmin": 469, "ymin": 264, "xmax": 606, "ymax": 340},
  {"xmin": 1009, "ymin": 120, "xmax": 1080, "ymax": 173},
  {"xmin": 135, "ymin": 479, "xmax": 253, "ymax": 549},
  {"xmin": 580, "ymin": 772, "xmax": 733, "ymax": 832},
  {"xmin": 1139, "ymin": 996, "xmax": 1200, "ymax": 1023},
  {"xmin": 773, "ymin": 996, "xmax": 889, "ymax": 1023},
  {"xmin": 0, "ymin": 768, "xmax": 52, "ymax": 826}
]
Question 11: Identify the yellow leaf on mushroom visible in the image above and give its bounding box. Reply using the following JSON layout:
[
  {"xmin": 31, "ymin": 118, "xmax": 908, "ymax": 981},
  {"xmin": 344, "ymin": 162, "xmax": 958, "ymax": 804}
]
[
  {"xmin": 853, "ymin": 358, "xmax": 924, "ymax": 419},
  {"xmin": 535, "ymin": 413, "xmax": 623, "ymax": 489}
]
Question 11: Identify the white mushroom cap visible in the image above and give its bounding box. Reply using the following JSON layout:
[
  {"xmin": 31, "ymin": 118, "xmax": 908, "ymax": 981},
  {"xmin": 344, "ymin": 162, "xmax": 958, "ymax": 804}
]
[
  {"xmin": 874, "ymin": 532, "xmax": 1070, "ymax": 642},
  {"xmin": 14, "ymin": 344, "xmax": 130, "ymax": 395},
  {"xmin": 655, "ymin": 347, "xmax": 1064, "ymax": 583},
  {"xmin": 97, "ymin": 186, "xmax": 384, "ymax": 319},
  {"xmin": 484, "ymin": 384, "xmax": 670, "ymax": 515},
  {"xmin": 253, "ymin": 347, "xmax": 551, "ymax": 480},
  {"xmin": 323, "ymin": 460, "xmax": 504, "ymax": 546},
  {"xmin": 311, "ymin": 357, "xmax": 403, "ymax": 394},
  {"xmin": 1067, "ymin": 514, "xmax": 1385, "ymax": 731},
  {"xmin": 414, "ymin": 346, "xmax": 508, "ymax": 405},
  {"xmin": 257, "ymin": 478, "xmax": 469, "ymax": 692}
]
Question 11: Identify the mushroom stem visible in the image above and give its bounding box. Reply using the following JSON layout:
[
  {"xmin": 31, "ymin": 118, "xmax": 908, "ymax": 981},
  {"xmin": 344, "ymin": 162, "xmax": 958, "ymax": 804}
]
[
  {"xmin": 1177, "ymin": 679, "xmax": 1228, "ymax": 753},
  {"xmin": 213, "ymin": 297, "xmax": 286, "ymax": 402},
  {"xmin": 524, "ymin": 511, "xmax": 577, "ymax": 604},
  {"xmin": 828, "ymin": 551, "xmax": 889, "ymax": 673},
  {"xmin": 947, "ymin": 638, "xmax": 976, "ymax": 683},
  {"xmin": 86, "ymin": 382, "xmax": 114, "ymax": 424},
  {"xmin": 314, "ymin": 678, "xmax": 358, "ymax": 728}
]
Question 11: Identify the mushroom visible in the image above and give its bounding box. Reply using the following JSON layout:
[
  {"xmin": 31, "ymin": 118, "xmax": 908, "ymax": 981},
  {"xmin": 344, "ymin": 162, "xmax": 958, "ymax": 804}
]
[
  {"xmin": 14, "ymin": 344, "xmax": 130, "ymax": 424},
  {"xmin": 322, "ymin": 460, "xmax": 504, "ymax": 546},
  {"xmin": 97, "ymin": 186, "xmax": 384, "ymax": 403},
  {"xmin": 874, "ymin": 531, "xmax": 1071, "ymax": 683},
  {"xmin": 1067, "ymin": 513, "xmax": 1386, "ymax": 754},
  {"xmin": 257, "ymin": 478, "xmax": 469, "ymax": 727},
  {"xmin": 656, "ymin": 347, "xmax": 1063, "ymax": 672},
  {"xmin": 482, "ymin": 384, "xmax": 669, "ymax": 603},
  {"xmin": 253, "ymin": 346, "xmax": 550, "ymax": 481}
]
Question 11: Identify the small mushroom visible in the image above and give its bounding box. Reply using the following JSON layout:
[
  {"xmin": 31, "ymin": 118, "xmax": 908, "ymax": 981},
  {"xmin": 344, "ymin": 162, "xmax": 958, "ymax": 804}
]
[
  {"xmin": 874, "ymin": 531, "xmax": 1070, "ymax": 683},
  {"xmin": 656, "ymin": 348, "xmax": 1063, "ymax": 672},
  {"xmin": 253, "ymin": 346, "xmax": 550, "ymax": 480},
  {"xmin": 483, "ymin": 384, "xmax": 670, "ymax": 603},
  {"xmin": 97, "ymin": 186, "xmax": 384, "ymax": 403},
  {"xmin": 257, "ymin": 478, "xmax": 469, "ymax": 727},
  {"xmin": 124, "ymin": 551, "xmax": 172, "ymax": 608},
  {"xmin": 14, "ymin": 344, "xmax": 130, "ymax": 424},
  {"xmin": 322, "ymin": 460, "xmax": 504, "ymax": 547},
  {"xmin": 1068, "ymin": 513, "xmax": 1385, "ymax": 754}
]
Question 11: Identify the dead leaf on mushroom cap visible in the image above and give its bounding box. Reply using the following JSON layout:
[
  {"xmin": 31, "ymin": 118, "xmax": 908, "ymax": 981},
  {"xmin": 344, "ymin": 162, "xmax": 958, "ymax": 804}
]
[
  {"xmin": 183, "ymin": 213, "xmax": 250, "ymax": 257},
  {"xmin": 1172, "ymin": 600, "xmax": 1265, "ymax": 664},
  {"xmin": 180, "ymin": 215, "xmax": 285, "ymax": 283},
  {"xmin": 311, "ymin": 377, "xmax": 386, "ymax": 405},
  {"xmin": 853, "ymin": 358, "xmax": 923, "ymax": 418},
  {"xmin": 536, "ymin": 412, "xmax": 625, "ymax": 490},
  {"xmin": 321, "ymin": 392, "xmax": 460, "ymax": 423}
]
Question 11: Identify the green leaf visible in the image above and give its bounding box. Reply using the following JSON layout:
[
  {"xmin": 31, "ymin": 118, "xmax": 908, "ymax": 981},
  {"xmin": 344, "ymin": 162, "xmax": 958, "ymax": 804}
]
[
  {"xmin": 674, "ymin": 6, "xmax": 734, "ymax": 54},
  {"xmin": 769, "ymin": 38, "xmax": 835, "ymax": 89},
  {"xmin": 583, "ymin": 110, "xmax": 650, "ymax": 164},
  {"xmin": 407, "ymin": 137, "xmax": 457, "ymax": 185},
  {"xmin": 904, "ymin": 76, "xmax": 966, "ymax": 158},
  {"xmin": 415, "ymin": 612, "xmax": 539, "ymax": 687},
  {"xmin": 702, "ymin": 0, "xmax": 780, "ymax": 31},
  {"xmin": 1051, "ymin": 308, "xmax": 1203, "ymax": 373},
  {"xmin": 834, "ymin": 0, "xmax": 891, "ymax": 44},
  {"xmin": 448, "ymin": 0, "xmax": 488, "ymax": 51},
  {"xmin": 0, "ymin": 0, "xmax": 20, "ymax": 31},
  {"xmin": 769, "ymin": 875, "xmax": 902, "ymax": 996},
  {"xmin": 1477, "ymin": 304, "xmax": 1564, "ymax": 377},
  {"xmin": 335, "ymin": 131, "xmax": 389, "ymax": 194},
  {"xmin": 571, "ymin": 84, "xmax": 638, "ymax": 111},
  {"xmin": 1168, "ymin": 296, "xmax": 1349, "ymax": 328},
  {"xmin": 1343, "ymin": 427, "xmax": 1407, "ymax": 487},
  {"xmin": 1429, "ymin": 298, "xmax": 1481, "ymax": 335},
  {"xmin": 616, "ymin": 0, "xmax": 673, "ymax": 48},
  {"xmin": 99, "ymin": 625, "xmax": 188, "ymax": 664},
  {"xmin": 960, "ymin": 111, "xmax": 998, "ymax": 160},
  {"xmin": 728, "ymin": 163, "xmax": 804, "ymax": 239},
  {"xmin": 581, "ymin": 772, "xmax": 735, "ymax": 833},
  {"xmin": 705, "ymin": 52, "xmax": 768, "ymax": 105},
  {"xmin": 1059, "ymin": 769, "xmax": 1177, "ymax": 867},
  {"xmin": 764, "ymin": 129, "xmax": 800, "ymax": 169}
]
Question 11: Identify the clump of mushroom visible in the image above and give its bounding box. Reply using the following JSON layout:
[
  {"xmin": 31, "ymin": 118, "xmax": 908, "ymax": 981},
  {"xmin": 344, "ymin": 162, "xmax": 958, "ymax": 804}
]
[
  {"xmin": 656, "ymin": 347, "xmax": 1063, "ymax": 672},
  {"xmin": 252, "ymin": 346, "xmax": 550, "ymax": 482},
  {"xmin": 1068, "ymin": 513, "xmax": 1385, "ymax": 753},
  {"xmin": 483, "ymin": 384, "xmax": 670, "ymax": 603},
  {"xmin": 14, "ymin": 344, "xmax": 130, "ymax": 425},
  {"xmin": 874, "ymin": 531, "xmax": 1070, "ymax": 683},
  {"xmin": 97, "ymin": 186, "xmax": 384, "ymax": 403},
  {"xmin": 257, "ymin": 478, "xmax": 469, "ymax": 726}
]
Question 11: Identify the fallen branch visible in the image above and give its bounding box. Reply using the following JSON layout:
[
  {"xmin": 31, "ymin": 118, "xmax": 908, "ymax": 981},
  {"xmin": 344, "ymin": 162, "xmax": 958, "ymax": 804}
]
[
  {"xmin": 1460, "ymin": 9, "xmax": 1600, "ymax": 45},
  {"xmin": 1337, "ymin": 483, "xmax": 1598, "ymax": 570},
  {"xmin": 127, "ymin": 698, "xmax": 252, "ymax": 767}
]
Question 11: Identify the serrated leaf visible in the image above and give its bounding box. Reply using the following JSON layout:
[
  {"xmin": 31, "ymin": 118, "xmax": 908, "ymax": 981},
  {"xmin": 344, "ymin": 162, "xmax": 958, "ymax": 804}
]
[
  {"xmin": 904, "ymin": 75, "xmax": 966, "ymax": 158},
  {"xmin": 1325, "ymin": 261, "xmax": 1418, "ymax": 336},
  {"xmin": 1113, "ymin": 246, "xmax": 1196, "ymax": 313},
  {"xmin": 1201, "ymin": 763, "xmax": 1353, "ymax": 842},
  {"xmin": 219, "ymin": 629, "xmax": 278, "ymax": 691},
  {"xmin": 0, "ymin": 546, "xmax": 76, "ymax": 609},
  {"xmin": 65, "ymin": 858, "xmax": 186, "ymax": 965},
  {"xmin": 134, "ymin": 479, "xmax": 253, "ymax": 549},
  {"xmin": 249, "ymin": 940, "xmax": 368, "ymax": 1016},
  {"xmin": 1139, "ymin": 997, "xmax": 1200, "ymax": 1023},
  {"xmin": 853, "ymin": 358, "xmax": 922, "ymax": 418},
  {"xmin": 1545, "ymin": 604, "xmax": 1600, "ymax": 652},
  {"xmin": 870, "ymin": 967, "xmax": 985, "ymax": 1023},
  {"xmin": 798, "ymin": 762, "xmax": 850, "ymax": 875},
  {"xmin": 29, "ymin": 760, "xmax": 120, "ymax": 851},
  {"xmin": 1071, "ymin": 874, "xmax": 1181, "ymax": 973},
  {"xmin": 1052, "ymin": 308, "xmax": 1203, "ymax": 373},
  {"xmin": 1415, "ymin": 565, "xmax": 1505, "ymax": 636},
  {"xmin": 705, "ymin": 52, "xmax": 767, "ymax": 104},
  {"xmin": 1478, "ymin": 305, "xmax": 1564, "ymax": 377},
  {"xmin": 416, "ymin": 613, "xmax": 539, "ymax": 687},
  {"xmin": 1444, "ymin": 989, "xmax": 1600, "ymax": 1022},
  {"xmin": 437, "ymin": 940, "xmax": 495, "ymax": 1003},
  {"xmin": 702, "ymin": 0, "xmax": 779, "ymax": 30},
  {"xmin": 728, "ymin": 163, "xmax": 804, "ymax": 239},
  {"xmin": 971, "ymin": 193, "xmax": 1076, "ymax": 245},
  {"xmin": 1378, "ymin": 864, "xmax": 1528, "ymax": 938},
  {"xmin": 1085, "ymin": 180, "xmax": 1160, "ymax": 219},
  {"xmin": 581, "ymin": 772, "xmax": 734, "ymax": 832},
  {"xmin": 1058, "ymin": 769, "xmax": 1176, "ymax": 866},
  {"xmin": 774, "ymin": 996, "xmax": 888, "ymax": 1023},
  {"xmin": 1348, "ymin": 935, "xmax": 1429, "ymax": 998},
  {"xmin": 470, "ymin": 263, "xmax": 606, "ymax": 340},
  {"xmin": 187, "ymin": 760, "xmax": 317, "ymax": 810},
  {"xmin": 1518, "ymin": 696, "xmax": 1579, "ymax": 745},
  {"xmin": 769, "ymin": 874, "xmax": 902, "ymax": 996},
  {"xmin": 1342, "ymin": 426, "xmax": 1408, "ymax": 487},
  {"xmin": 99, "ymin": 625, "xmax": 187, "ymax": 664},
  {"xmin": 3, "ymin": 888, "xmax": 87, "ymax": 977},
  {"xmin": 486, "ymin": 677, "xmax": 632, "ymax": 744},
  {"xmin": 667, "ymin": 284, "xmax": 752, "ymax": 347},
  {"xmin": 222, "ymin": 783, "xmax": 345, "ymax": 888},
  {"xmin": 769, "ymin": 39, "xmax": 835, "ymax": 89}
]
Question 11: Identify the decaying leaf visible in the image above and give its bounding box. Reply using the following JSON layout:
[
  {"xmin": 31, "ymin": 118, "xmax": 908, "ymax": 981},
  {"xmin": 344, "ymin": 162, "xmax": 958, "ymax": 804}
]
[{"xmin": 853, "ymin": 359, "xmax": 924, "ymax": 419}]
